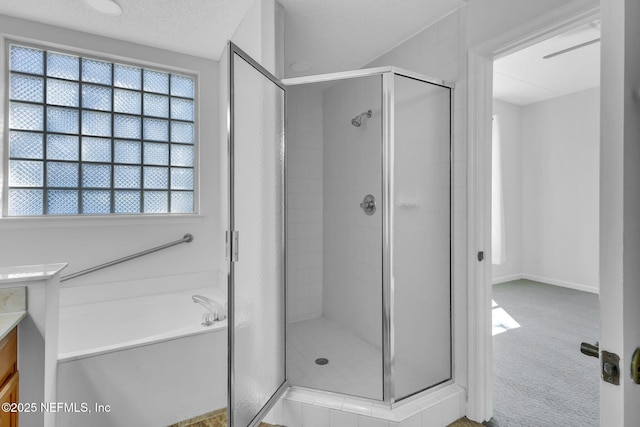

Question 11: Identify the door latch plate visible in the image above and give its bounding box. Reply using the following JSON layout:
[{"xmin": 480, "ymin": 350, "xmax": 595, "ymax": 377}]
[{"xmin": 602, "ymin": 350, "xmax": 620, "ymax": 385}]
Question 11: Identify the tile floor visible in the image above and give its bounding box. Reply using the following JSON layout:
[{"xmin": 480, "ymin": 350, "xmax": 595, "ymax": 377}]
[
  {"xmin": 168, "ymin": 408, "xmax": 279, "ymax": 427},
  {"xmin": 287, "ymin": 316, "xmax": 382, "ymax": 400}
]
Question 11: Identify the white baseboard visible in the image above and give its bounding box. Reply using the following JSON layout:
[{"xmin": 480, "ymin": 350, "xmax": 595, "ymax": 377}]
[
  {"xmin": 492, "ymin": 273, "xmax": 599, "ymax": 294},
  {"xmin": 492, "ymin": 274, "xmax": 523, "ymax": 285},
  {"xmin": 522, "ymin": 274, "xmax": 599, "ymax": 294}
]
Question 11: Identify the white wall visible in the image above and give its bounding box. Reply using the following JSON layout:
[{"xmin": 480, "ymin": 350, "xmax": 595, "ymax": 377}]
[
  {"xmin": 0, "ymin": 15, "xmax": 221, "ymax": 299},
  {"xmin": 286, "ymin": 85, "xmax": 324, "ymax": 323},
  {"xmin": 491, "ymin": 100, "xmax": 523, "ymax": 282},
  {"xmin": 231, "ymin": 0, "xmax": 283, "ymax": 77},
  {"xmin": 521, "ymin": 87, "xmax": 600, "ymax": 292},
  {"xmin": 322, "ymin": 76, "xmax": 383, "ymax": 350},
  {"xmin": 492, "ymin": 89, "xmax": 600, "ymax": 293},
  {"xmin": 367, "ymin": 11, "xmax": 465, "ymax": 85}
]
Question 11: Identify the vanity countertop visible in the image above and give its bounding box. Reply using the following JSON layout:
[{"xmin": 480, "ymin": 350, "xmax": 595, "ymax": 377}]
[
  {"xmin": 0, "ymin": 311, "xmax": 26, "ymax": 341},
  {"xmin": 0, "ymin": 263, "xmax": 67, "ymax": 284},
  {"xmin": 0, "ymin": 287, "xmax": 28, "ymax": 341}
]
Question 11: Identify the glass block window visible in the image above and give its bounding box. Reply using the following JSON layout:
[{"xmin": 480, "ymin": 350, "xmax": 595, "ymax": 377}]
[{"xmin": 7, "ymin": 44, "xmax": 196, "ymax": 215}]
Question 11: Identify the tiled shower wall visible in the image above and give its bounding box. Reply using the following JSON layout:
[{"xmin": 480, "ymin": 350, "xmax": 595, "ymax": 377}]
[
  {"xmin": 322, "ymin": 76, "xmax": 383, "ymax": 350},
  {"xmin": 286, "ymin": 86, "xmax": 324, "ymax": 323}
]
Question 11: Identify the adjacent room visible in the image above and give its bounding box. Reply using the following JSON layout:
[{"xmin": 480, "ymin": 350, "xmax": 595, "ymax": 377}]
[{"xmin": 490, "ymin": 19, "xmax": 601, "ymax": 426}]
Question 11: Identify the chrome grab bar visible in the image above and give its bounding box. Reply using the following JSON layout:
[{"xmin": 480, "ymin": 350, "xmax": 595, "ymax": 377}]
[{"xmin": 61, "ymin": 234, "xmax": 194, "ymax": 283}]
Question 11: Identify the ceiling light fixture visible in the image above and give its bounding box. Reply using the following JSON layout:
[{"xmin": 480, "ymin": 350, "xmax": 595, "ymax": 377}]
[
  {"xmin": 543, "ymin": 38, "xmax": 600, "ymax": 59},
  {"xmin": 84, "ymin": 0, "xmax": 122, "ymax": 16}
]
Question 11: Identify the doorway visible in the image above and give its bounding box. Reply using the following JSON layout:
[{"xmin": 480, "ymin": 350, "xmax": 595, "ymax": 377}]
[{"xmin": 488, "ymin": 19, "xmax": 601, "ymax": 426}]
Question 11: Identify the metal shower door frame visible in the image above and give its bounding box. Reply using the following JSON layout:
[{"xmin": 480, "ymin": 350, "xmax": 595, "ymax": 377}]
[
  {"xmin": 283, "ymin": 66, "xmax": 454, "ymax": 404},
  {"xmin": 382, "ymin": 69, "xmax": 455, "ymax": 403},
  {"xmin": 387, "ymin": 70, "xmax": 455, "ymax": 404},
  {"xmin": 227, "ymin": 41, "xmax": 288, "ymax": 427},
  {"xmin": 382, "ymin": 71, "xmax": 394, "ymax": 402}
]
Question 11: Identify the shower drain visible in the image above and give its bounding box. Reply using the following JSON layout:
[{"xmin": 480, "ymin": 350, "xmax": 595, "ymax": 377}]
[{"xmin": 315, "ymin": 358, "xmax": 329, "ymax": 366}]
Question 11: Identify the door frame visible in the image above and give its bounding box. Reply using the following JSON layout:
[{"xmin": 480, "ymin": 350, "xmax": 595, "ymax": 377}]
[
  {"xmin": 465, "ymin": 2, "xmax": 600, "ymax": 422},
  {"xmin": 227, "ymin": 40, "xmax": 289, "ymax": 427}
]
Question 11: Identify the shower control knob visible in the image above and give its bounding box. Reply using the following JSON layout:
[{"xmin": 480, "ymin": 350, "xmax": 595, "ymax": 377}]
[{"xmin": 360, "ymin": 194, "xmax": 376, "ymax": 216}]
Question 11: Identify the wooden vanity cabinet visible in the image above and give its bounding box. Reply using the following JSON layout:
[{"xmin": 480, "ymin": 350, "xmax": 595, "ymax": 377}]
[{"xmin": 0, "ymin": 327, "xmax": 19, "ymax": 426}]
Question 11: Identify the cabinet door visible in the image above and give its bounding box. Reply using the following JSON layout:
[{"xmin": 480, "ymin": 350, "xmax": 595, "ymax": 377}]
[
  {"xmin": 0, "ymin": 371, "xmax": 19, "ymax": 427},
  {"xmin": 0, "ymin": 328, "xmax": 17, "ymax": 388}
]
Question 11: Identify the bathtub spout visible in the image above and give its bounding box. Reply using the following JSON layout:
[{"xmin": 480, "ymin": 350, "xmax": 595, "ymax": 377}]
[{"xmin": 192, "ymin": 295, "xmax": 227, "ymax": 326}]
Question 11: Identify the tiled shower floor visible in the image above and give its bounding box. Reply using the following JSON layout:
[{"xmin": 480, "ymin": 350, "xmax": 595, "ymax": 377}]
[{"xmin": 287, "ymin": 317, "xmax": 382, "ymax": 400}]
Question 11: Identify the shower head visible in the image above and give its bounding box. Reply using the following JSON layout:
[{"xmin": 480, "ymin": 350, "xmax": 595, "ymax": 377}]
[{"xmin": 351, "ymin": 110, "xmax": 372, "ymax": 127}]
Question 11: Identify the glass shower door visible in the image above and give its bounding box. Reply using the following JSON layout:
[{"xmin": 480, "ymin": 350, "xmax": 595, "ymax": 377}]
[
  {"xmin": 392, "ymin": 74, "xmax": 452, "ymax": 400},
  {"xmin": 228, "ymin": 43, "xmax": 287, "ymax": 426}
]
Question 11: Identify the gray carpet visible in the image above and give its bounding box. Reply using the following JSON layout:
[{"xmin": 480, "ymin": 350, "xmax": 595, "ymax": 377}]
[{"xmin": 487, "ymin": 280, "xmax": 599, "ymax": 427}]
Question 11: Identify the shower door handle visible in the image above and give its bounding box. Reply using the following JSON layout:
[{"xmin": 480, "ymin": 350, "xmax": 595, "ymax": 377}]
[{"xmin": 360, "ymin": 194, "xmax": 376, "ymax": 216}]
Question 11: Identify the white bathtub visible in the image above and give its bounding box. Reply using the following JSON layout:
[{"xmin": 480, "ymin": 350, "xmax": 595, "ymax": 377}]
[
  {"xmin": 58, "ymin": 286, "xmax": 227, "ymax": 362},
  {"xmin": 56, "ymin": 286, "xmax": 228, "ymax": 427}
]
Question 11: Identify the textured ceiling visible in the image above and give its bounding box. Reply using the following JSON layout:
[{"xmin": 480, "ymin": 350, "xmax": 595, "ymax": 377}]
[
  {"xmin": 0, "ymin": 0, "xmax": 254, "ymax": 60},
  {"xmin": 494, "ymin": 21, "xmax": 600, "ymax": 106},
  {"xmin": 279, "ymin": 0, "xmax": 465, "ymax": 77},
  {"xmin": 0, "ymin": 0, "xmax": 465, "ymax": 71}
]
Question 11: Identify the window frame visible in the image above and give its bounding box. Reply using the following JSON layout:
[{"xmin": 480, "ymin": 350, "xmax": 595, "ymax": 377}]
[{"xmin": 2, "ymin": 38, "xmax": 200, "ymax": 219}]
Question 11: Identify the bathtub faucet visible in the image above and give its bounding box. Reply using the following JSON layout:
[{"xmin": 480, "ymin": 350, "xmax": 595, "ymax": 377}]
[{"xmin": 192, "ymin": 295, "xmax": 227, "ymax": 326}]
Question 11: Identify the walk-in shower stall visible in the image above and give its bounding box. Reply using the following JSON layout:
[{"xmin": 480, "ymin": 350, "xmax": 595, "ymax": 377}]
[
  {"xmin": 283, "ymin": 68, "xmax": 452, "ymax": 403},
  {"xmin": 226, "ymin": 43, "xmax": 452, "ymax": 426}
]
